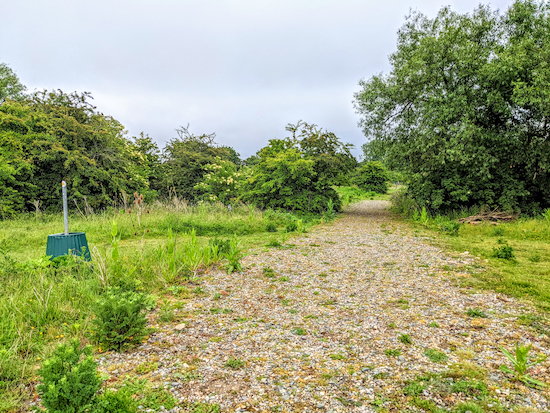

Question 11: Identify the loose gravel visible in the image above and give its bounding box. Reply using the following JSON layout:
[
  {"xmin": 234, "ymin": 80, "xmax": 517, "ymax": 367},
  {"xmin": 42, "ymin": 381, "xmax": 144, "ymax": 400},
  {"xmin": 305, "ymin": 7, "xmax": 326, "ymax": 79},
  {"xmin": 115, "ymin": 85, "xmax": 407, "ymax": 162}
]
[{"xmin": 98, "ymin": 200, "xmax": 550, "ymax": 412}]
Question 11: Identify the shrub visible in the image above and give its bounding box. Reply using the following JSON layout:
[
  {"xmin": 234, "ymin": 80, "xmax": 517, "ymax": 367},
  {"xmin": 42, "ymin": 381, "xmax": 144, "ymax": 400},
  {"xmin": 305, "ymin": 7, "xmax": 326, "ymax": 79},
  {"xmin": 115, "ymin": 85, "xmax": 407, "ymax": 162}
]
[
  {"xmin": 92, "ymin": 287, "xmax": 150, "ymax": 352},
  {"xmin": 37, "ymin": 339, "xmax": 102, "ymax": 413},
  {"xmin": 352, "ymin": 162, "xmax": 389, "ymax": 194}
]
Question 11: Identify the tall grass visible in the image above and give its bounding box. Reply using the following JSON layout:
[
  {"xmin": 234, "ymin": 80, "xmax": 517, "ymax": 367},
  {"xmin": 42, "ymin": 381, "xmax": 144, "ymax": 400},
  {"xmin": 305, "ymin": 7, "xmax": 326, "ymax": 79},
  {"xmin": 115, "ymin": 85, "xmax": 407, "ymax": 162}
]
[{"xmin": 0, "ymin": 200, "xmax": 326, "ymax": 409}]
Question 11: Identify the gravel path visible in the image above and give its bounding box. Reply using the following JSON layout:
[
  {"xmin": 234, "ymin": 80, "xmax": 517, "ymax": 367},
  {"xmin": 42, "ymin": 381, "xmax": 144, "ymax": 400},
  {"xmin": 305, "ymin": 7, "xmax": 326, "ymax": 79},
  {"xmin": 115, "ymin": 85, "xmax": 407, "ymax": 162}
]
[{"xmin": 99, "ymin": 201, "xmax": 550, "ymax": 412}]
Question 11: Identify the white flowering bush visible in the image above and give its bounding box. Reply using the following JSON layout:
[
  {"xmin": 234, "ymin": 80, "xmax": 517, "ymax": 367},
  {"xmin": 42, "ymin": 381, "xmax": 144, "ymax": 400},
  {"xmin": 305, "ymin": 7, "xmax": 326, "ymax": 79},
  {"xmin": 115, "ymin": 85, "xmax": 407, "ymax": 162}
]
[{"xmin": 195, "ymin": 157, "xmax": 247, "ymax": 204}]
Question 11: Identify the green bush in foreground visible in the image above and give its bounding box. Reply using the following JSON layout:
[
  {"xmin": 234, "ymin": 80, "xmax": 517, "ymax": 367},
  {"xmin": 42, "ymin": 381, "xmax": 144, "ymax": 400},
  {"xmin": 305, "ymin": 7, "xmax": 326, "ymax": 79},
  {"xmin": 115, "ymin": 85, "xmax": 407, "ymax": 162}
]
[
  {"xmin": 92, "ymin": 288, "xmax": 150, "ymax": 352},
  {"xmin": 37, "ymin": 340, "xmax": 101, "ymax": 413}
]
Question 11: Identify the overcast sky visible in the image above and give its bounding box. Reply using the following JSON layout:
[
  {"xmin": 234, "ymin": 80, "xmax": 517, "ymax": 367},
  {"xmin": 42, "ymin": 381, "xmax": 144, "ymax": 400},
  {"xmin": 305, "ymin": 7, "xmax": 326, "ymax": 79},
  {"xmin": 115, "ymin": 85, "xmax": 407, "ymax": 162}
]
[{"xmin": 1, "ymin": 0, "xmax": 513, "ymax": 159}]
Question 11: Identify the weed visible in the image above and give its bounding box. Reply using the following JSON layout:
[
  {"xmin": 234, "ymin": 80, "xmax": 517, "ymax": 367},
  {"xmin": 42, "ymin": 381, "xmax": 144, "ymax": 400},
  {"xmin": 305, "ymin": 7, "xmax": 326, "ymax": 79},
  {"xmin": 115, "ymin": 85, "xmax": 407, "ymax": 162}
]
[
  {"xmin": 279, "ymin": 276, "xmax": 290, "ymax": 282},
  {"xmin": 388, "ymin": 322, "xmax": 397, "ymax": 329},
  {"xmin": 384, "ymin": 349, "xmax": 401, "ymax": 357},
  {"xmin": 292, "ymin": 327, "xmax": 307, "ymax": 336},
  {"xmin": 329, "ymin": 354, "xmax": 346, "ymax": 360},
  {"xmin": 135, "ymin": 360, "xmax": 159, "ymax": 375},
  {"xmin": 499, "ymin": 342, "xmax": 548, "ymax": 387},
  {"xmin": 429, "ymin": 321, "xmax": 440, "ymax": 328},
  {"xmin": 182, "ymin": 402, "xmax": 221, "ymax": 413},
  {"xmin": 286, "ymin": 221, "xmax": 298, "ymax": 232},
  {"xmin": 492, "ymin": 227, "xmax": 505, "ymax": 236},
  {"xmin": 266, "ymin": 240, "xmax": 282, "ymax": 248},
  {"xmin": 528, "ymin": 252, "xmax": 541, "ymax": 262},
  {"xmin": 452, "ymin": 402, "xmax": 484, "ymax": 413},
  {"xmin": 224, "ymin": 236, "xmax": 244, "ymax": 274},
  {"xmin": 424, "ymin": 349, "xmax": 448, "ymax": 363},
  {"xmin": 224, "ymin": 357, "xmax": 244, "ymax": 369},
  {"xmin": 213, "ymin": 293, "xmax": 221, "ymax": 300},
  {"xmin": 263, "ymin": 266, "xmax": 276, "ymax": 278},
  {"xmin": 466, "ymin": 308, "xmax": 487, "ymax": 318},
  {"xmin": 95, "ymin": 387, "xmax": 138, "ymax": 413},
  {"xmin": 492, "ymin": 242, "xmax": 515, "ymax": 259},
  {"xmin": 158, "ymin": 299, "xmax": 176, "ymax": 322},
  {"xmin": 209, "ymin": 308, "xmax": 232, "ymax": 314},
  {"xmin": 444, "ymin": 362, "xmax": 487, "ymax": 380},
  {"xmin": 398, "ymin": 334, "xmax": 412, "ymax": 344}
]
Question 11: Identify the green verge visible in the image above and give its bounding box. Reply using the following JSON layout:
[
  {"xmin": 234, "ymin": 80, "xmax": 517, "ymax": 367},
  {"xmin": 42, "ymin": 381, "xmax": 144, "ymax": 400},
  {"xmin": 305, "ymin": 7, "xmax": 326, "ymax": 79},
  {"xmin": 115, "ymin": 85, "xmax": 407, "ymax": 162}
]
[{"xmin": 405, "ymin": 209, "xmax": 550, "ymax": 317}]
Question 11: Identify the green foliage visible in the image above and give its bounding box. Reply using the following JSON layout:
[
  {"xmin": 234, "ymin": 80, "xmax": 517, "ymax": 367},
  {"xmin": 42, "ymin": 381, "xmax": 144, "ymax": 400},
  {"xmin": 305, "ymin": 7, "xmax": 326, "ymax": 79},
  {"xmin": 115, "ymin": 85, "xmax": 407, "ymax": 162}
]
[
  {"xmin": 0, "ymin": 91, "xmax": 153, "ymax": 214},
  {"xmin": 160, "ymin": 125, "xmax": 235, "ymax": 201},
  {"xmin": 195, "ymin": 157, "xmax": 247, "ymax": 203},
  {"xmin": 466, "ymin": 308, "xmax": 487, "ymax": 318},
  {"xmin": 266, "ymin": 223, "xmax": 277, "ymax": 232},
  {"xmin": 183, "ymin": 402, "xmax": 221, "ymax": 413},
  {"xmin": 354, "ymin": 1, "xmax": 550, "ymax": 213},
  {"xmin": 352, "ymin": 162, "xmax": 389, "ymax": 194},
  {"xmin": 94, "ymin": 388, "xmax": 137, "ymax": 413},
  {"xmin": 92, "ymin": 287, "xmax": 149, "ymax": 352},
  {"xmin": 499, "ymin": 342, "xmax": 548, "ymax": 386},
  {"xmin": 224, "ymin": 357, "xmax": 244, "ymax": 369},
  {"xmin": 384, "ymin": 349, "xmax": 401, "ymax": 357},
  {"xmin": 0, "ymin": 62, "xmax": 26, "ymax": 102},
  {"xmin": 223, "ymin": 236, "xmax": 244, "ymax": 274},
  {"xmin": 243, "ymin": 121, "xmax": 355, "ymax": 213},
  {"xmin": 492, "ymin": 242, "xmax": 515, "ymax": 259},
  {"xmin": 424, "ymin": 349, "xmax": 449, "ymax": 363},
  {"xmin": 398, "ymin": 333, "xmax": 412, "ymax": 344},
  {"xmin": 37, "ymin": 339, "xmax": 102, "ymax": 413}
]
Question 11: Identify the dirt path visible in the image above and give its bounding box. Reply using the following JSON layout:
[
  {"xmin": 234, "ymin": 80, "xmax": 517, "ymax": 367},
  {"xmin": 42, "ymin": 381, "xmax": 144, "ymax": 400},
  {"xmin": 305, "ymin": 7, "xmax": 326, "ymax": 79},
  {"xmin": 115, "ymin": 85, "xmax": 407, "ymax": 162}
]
[{"xmin": 99, "ymin": 201, "xmax": 549, "ymax": 412}]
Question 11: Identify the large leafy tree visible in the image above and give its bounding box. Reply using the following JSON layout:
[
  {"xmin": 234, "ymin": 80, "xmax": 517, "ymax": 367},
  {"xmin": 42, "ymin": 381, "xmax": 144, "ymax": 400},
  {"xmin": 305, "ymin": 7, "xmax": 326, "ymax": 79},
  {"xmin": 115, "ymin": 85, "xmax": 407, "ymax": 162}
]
[
  {"xmin": 0, "ymin": 63, "xmax": 26, "ymax": 103},
  {"xmin": 354, "ymin": 0, "xmax": 550, "ymax": 213},
  {"xmin": 0, "ymin": 90, "xmax": 153, "ymax": 214}
]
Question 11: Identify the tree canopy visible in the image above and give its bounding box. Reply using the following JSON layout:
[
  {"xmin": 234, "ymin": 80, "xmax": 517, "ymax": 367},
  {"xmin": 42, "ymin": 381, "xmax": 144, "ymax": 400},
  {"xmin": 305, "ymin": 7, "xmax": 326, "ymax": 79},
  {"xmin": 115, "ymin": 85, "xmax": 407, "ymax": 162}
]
[{"xmin": 354, "ymin": 0, "xmax": 550, "ymax": 213}]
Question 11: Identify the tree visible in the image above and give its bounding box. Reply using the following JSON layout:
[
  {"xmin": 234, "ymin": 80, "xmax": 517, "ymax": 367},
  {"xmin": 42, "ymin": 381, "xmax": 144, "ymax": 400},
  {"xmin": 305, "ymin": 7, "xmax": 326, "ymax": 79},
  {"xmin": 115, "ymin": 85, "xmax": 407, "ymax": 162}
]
[
  {"xmin": 353, "ymin": 162, "xmax": 389, "ymax": 194},
  {"xmin": 354, "ymin": 0, "xmax": 550, "ymax": 213},
  {"xmin": 195, "ymin": 157, "xmax": 247, "ymax": 203},
  {"xmin": 160, "ymin": 126, "xmax": 234, "ymax": 200},
  {"xmin": 0, "ymin": 63, "xmax": 26, "ymax": 103}
]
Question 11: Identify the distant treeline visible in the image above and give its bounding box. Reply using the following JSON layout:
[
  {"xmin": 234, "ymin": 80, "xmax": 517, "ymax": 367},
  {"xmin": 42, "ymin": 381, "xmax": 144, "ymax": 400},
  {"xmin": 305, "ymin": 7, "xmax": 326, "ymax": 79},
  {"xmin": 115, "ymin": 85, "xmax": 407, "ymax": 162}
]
[{"xmin": 2, "ymin": 72, "xmax": 390, "ymax": 217}]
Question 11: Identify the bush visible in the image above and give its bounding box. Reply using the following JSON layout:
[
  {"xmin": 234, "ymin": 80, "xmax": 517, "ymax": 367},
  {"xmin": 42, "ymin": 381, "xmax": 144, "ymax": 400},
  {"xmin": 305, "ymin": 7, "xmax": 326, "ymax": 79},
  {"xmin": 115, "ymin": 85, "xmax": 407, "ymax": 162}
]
[
  {"xmin": 352, "ymin": 162, "xmax": 389, "ymax": 194},
  {"xmin": 92, "ymin": 287, "xmax": 150, "ymax": 352},
  {"xmin": 37, "ymin": 339, "xmax": 102, "ymax": 413}
]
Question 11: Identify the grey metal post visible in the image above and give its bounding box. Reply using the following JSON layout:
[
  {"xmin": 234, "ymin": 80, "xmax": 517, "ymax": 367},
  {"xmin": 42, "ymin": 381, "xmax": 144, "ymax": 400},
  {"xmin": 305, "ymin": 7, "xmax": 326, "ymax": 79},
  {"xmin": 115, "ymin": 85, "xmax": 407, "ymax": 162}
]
[{"xmin": 62, "ymin": 181, "xmax": 69, "ymax": 235}]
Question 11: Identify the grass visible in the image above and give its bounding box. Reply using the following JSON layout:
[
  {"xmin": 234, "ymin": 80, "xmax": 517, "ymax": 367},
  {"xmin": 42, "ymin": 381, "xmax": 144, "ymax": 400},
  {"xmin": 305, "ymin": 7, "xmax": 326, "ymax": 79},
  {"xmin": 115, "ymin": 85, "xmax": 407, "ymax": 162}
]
[
  {"xmin": 401, "ymin": 202, "xmax": 550, "ymax": 315},
  {"xmin": 336, "ymin": 185, "xmax": 402, "ymax": 207},
  {"xmin": 0, "ymin": 200, "xmax": 330, "ymax": 410}
]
